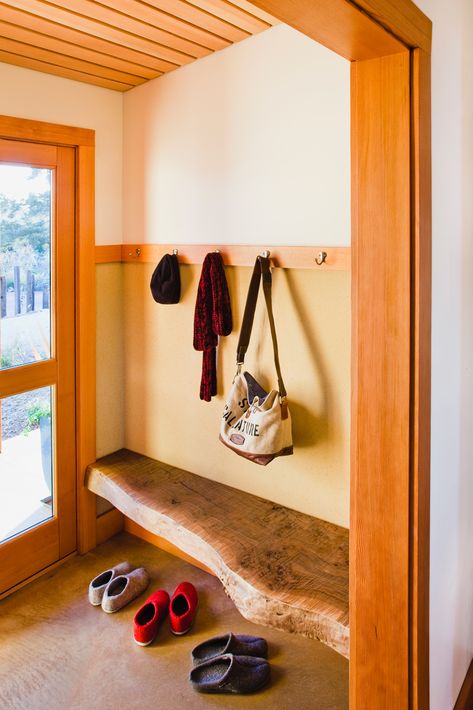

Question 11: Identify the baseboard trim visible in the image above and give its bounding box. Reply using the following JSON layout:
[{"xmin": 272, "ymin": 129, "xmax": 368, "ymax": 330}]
[{"xmin": 455, "ymin": 659, "xmax": 473, "ymax": 709}]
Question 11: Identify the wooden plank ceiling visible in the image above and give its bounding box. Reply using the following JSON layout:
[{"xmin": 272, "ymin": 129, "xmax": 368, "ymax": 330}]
[{"xmin": 0, "ymin": 0, "xmax": 278, "ymax": 91}]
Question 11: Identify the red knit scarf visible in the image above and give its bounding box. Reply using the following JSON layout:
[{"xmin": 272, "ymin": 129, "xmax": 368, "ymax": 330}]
[{"xmin": 193, "ymin": 252, "xmax": 232, "ymax": 401}]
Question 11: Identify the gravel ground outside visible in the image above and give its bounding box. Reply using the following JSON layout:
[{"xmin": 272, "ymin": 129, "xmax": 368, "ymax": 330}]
[{"xmin": 2, "ymin": 387, "xmax": 50, "ymax": 440}]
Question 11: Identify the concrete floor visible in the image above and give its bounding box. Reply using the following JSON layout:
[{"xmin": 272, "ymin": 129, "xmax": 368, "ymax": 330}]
[{"xmin": 0, "ymin": 533, "xmax": 348, "ymax": 710}]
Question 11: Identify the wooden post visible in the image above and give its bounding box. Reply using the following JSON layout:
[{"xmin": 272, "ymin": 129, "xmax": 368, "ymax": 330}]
[
  {"xmin": 0, "ymin": 277, "xmax": 6, "ymax": 318},
  {"xmin": 26, "ymin": 271, "xmax": 34, "ymax": 312},
  {"xmin": 13, "ymin": 266, "xmax": 20, "ymax": 315}
]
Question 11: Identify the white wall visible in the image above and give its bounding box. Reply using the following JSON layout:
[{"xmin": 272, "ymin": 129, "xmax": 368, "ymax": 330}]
[
  {"xmin": 123, "ymin": 24, "xmax": 350, "ymax": 247},
  {"xmin": 0, "ymin": 64, "xmax": 123, "ymax": 246},
  {"xmin": 415, "ymin": 0, "xmax": 473, "ymax": 707}
]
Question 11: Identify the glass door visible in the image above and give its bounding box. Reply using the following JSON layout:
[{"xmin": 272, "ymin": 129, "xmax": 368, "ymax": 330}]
[{"xmin": 0, "ymin": 139, "xmax": 76, "ymax": 594}]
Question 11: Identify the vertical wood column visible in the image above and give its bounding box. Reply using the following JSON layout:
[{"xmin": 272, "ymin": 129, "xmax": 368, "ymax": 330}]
[
  {"xmin": 350, "ymin": 51, "xmax": 411, "ymax": 708},
  {"xmin": 76, "ymin": 144, "xmax": 97, "ymax": 554}
]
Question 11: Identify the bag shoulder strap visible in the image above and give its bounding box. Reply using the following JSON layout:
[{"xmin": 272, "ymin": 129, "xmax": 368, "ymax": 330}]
[{"xmin": 236, "ymin": 256, "xmax": 287, "ymax": 399}]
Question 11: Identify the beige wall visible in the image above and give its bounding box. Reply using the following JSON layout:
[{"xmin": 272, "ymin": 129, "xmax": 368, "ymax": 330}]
[
  {"xmin": 122, "ymin": 24, "xmax": 351, "ymax": 527},
  {"xmin": 124, "ymin": 263, "xmax": 350, "ymax": 527},
  {"xmin": 0, "ymin": 63, "xmax": 125, "ymax": 458},
  {"xmin": 123, "ymin": 24, "xmax": 350, "ymax": 247},
  {"xmin": 96, "ymin": 264, "xmax": 125, "ymax": 458}
]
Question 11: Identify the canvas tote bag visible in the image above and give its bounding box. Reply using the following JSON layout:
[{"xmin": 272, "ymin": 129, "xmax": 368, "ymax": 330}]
[{"xmin": 219, "ymin": 255, "xmax": 293, "ymax": 465}]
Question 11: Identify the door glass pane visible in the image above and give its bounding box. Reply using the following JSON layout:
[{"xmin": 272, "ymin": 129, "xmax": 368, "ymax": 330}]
[
  {"xmin": 0, "ymin": 165, "xmax": 52, "ymax": 369},
  {"xmin": 0, "ymin": 386, "xmax": 53, "ymax": 543}
]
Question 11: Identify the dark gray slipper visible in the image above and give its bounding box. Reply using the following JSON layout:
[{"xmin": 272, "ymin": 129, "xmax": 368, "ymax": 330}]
[
  {"xmin": 191, "ymin": 632, "xmax": 268, "ymax": 664},
  {"xmin": 190, "ymin": 654, "xmax": 270, "ymax": 694}
]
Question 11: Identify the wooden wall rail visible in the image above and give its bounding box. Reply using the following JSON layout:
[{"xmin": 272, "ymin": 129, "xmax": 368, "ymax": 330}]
[{"xmin": 95, "ymin": 243, "xmax": 351, "ymax": 271}]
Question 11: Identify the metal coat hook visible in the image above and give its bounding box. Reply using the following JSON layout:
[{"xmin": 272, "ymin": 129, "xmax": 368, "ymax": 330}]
[
  {"xmin": 315, "ymin": 251, "xmax": 327, "ymax": 265},
  {"xmin": 128, "ymin": 247, "xmax": 141, "ymax": 257},
  {"xmin": 173, "ymin": 248, "xmax": 178, "ymax": 255},
  {"xmin": 261, "ymin": 250, "xmax": 270, "ymax": 258}
]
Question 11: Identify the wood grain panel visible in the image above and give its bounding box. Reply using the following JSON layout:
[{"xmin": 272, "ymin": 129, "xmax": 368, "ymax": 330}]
[
  {"xmin": 0, "ymin": 20, "xmax": 162, "ymax": 79},
  {"xmin": 95, "ymin": 245, "xmax": 122, "ymax": 263},
  {"xmin": 0, "ymin": 114, "xmax": 94, "ymax": 147},
  {"xmin": 0, "ymin": 5, "xmax": 177, "ymax": 73},
  {"xmin": 76, "ymin": 144, "xmax": 97, "ymax": 554},
  {"xmin": 118, "ymin": 243, "xmax": 351, "ymax": 270},
  {"xmin": 0, "ymin": 360, "xmax": 57, "ymax": 397},
  {"xmin": 0, "ymin": 36, "xmax": 148, "ymax": 86},
  {"xmin": 143, "ymin": 0, "xmax": 253, "ymax": 42},
  {"xmin": 3, "ymin": 0, "xmax": 195, "ymax": 65},
  {"xmin": 350, "ymin": 51, "xmax": 411, "ymax": 708},
  {"xmin": 185, "ymin": 0, "xmax": 271, "ymax": 33},
  {"xmin": 0, "ymin": 50, "xmax": 135, "ymax": 91},
  {"xmin": 351, "ymin": 0, "xmax": 431, "ymax": 53},
  {"xmin": 87, "ymin": 449, "xmax": 350, "ymax": 657},
  {"xmin": 0, "ymin": 520, "xmax": 59, "ymax": 594},
  {"xmin": 90, "ymin": 0, "xmax": 231, "ymax": 51},
  {"xmin": 55, "ymin": 145, "xmax": 77, "ymax": 558},
  {"xmin": 410, "ymin": 47, "xmax": 432, "ymax": 710},
  {"xmin": 244, "ymin": 0, "xmax": 405, "ymax": 60}
]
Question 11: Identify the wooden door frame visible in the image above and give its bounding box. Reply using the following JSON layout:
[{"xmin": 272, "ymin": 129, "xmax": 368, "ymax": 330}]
[
  {"xmin": 0, "ymin": 115, "xmax": 97, "ymax": 559},
  {"xmin": 242, "ymin": 1, "xmax": 432, "ymax": 708}
]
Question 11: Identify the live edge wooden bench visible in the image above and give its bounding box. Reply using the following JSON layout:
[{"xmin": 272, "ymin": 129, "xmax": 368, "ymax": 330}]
[{"xmin": 86, "ymin": 449, "xmax": 349, "ymax": 658}]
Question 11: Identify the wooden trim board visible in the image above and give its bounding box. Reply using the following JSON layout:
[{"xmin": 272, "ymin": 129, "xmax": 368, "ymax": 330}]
[{"xmin": 95, "ymin": 243, "xmax": 351, "ymax": 270}]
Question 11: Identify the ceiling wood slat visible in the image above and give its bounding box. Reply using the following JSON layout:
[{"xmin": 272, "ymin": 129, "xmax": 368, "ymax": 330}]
[
  {"xmin": 0, "ymin": 35, "xmax": 149, "ymax": 85},
  {"xmin": 37, "ymin": 0, "xmax": 214, "ymax": 56},
  {"xmin": 0, "ymin": 0, "xmax": 279, "ymax": 90},
  {"xmin": 2, "ymin": 0, "xmax": 199, "ymax": 64},
  {"xmin": 0, "ymin": 49, "xmax": 136, "ymax": 90},
  {"xmin": 93, "ymin": 0, "xmax": 231, "ymax": 51},
  {"xmin": 0, "ymin": 21, "xmax": 162, "ymax": 79},
  {"xmin": 219, "ymin": 0, "xmax": 277, "ymax": 25},
  {"xmin": 142, "ymin": 0, "xmax": 252, "ymax": 43},
  {"xmin": 0, "ymin": 5, "xmax": 179, "ymax": 72},
  {"xmin": 185, "ymin": 0, "xmax": 272, "ymax": 33}
]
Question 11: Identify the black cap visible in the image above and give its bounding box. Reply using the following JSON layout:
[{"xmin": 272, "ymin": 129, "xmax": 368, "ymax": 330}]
[{"xmin": 150, "ymin": 253, "xmax": 181, "ymax": 304}]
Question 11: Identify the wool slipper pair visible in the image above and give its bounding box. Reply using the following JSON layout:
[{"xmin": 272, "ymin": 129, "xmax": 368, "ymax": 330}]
[
  {"xmin": 190, "ymin": 633, "xmax": 270, "ymax": 694},
  {"xmin": 88, "ymin": 562, "xmax": 149, "ymax": 613},
  {"xmin": 133, "ymin": 581, "xmax": 198, "ymax": 646}
]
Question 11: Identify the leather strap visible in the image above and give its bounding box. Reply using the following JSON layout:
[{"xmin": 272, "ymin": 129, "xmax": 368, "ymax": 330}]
[{"xmin": 236, "ymin": 256, "xmax": 287, "ymax": 399}]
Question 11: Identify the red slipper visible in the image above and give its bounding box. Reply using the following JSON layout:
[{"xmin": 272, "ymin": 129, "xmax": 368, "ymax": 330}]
[
  {"xmin": 169, "ymin": 582, "xmax": 198, "ymax": 635},
  {"xmin": 133, "ymin": 589, "xmax": 170, "ymax": 646}
]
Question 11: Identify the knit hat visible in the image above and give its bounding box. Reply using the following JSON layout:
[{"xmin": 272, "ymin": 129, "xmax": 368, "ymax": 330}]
[{"xmin": 150, "ymin": 253, "xmax": 181, "ymax": 304}]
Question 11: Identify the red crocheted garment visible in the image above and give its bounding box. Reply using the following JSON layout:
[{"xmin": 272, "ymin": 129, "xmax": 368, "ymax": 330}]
[{"xmin": 193, "ymin": 252, "xmax": 232, "ymax": 401}]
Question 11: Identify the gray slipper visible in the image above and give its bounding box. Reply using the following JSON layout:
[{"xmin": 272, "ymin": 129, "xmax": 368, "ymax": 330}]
[
  {"xmin": 191, "ymin": 633, "xmax": 268, "ymax": 664},
  {"xmin": 190, "ymin": 654, "xmax": 270, "ymax": 694},
  {"xmin": 88, "ymin": 561, "xmax": 132, "ymax": 606},
  {"xmin": 101, "ymin": 567, "xmax": 149, "ymax": 613}
]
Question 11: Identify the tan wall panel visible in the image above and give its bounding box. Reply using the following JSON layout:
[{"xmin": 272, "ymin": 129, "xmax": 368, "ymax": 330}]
[
  {"xmin": 96, "ymin": 264, "xmax": 125, "ymax": 458},
  {"xmin": 124, "ymin": 263, "xmax": 350, "ymax": 528}
]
